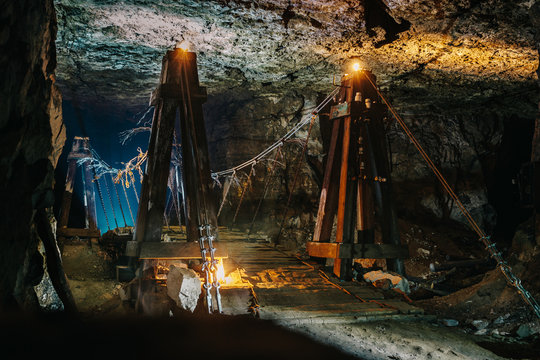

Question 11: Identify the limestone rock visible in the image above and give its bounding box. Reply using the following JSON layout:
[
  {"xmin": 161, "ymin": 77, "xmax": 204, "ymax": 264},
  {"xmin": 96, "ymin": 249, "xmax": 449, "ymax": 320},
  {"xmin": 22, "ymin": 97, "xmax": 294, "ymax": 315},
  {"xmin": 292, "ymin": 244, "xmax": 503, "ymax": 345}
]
[{"xmin": 166, "ymin": 265, "xmax": 202, "ymax": 313}]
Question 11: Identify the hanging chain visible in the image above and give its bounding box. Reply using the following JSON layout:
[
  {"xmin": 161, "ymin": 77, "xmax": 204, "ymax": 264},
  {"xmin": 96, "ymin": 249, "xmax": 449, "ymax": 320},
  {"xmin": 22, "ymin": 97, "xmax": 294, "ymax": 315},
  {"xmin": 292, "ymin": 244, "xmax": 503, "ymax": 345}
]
[
  {"xmin": 198, "ymin": 224, "xmax": 223, "ymax": 313},
  {"xmin": 480, "ymin": 235, "xmax": 540, "ymax": 318}
]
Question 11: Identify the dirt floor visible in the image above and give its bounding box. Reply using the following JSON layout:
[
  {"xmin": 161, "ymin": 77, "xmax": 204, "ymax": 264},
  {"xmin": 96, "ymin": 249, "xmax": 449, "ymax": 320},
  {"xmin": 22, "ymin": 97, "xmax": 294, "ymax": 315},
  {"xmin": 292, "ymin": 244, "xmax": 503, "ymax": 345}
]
[{"xmin": 289, "ymin": 320, "xmax": 510, "ymax": 360}]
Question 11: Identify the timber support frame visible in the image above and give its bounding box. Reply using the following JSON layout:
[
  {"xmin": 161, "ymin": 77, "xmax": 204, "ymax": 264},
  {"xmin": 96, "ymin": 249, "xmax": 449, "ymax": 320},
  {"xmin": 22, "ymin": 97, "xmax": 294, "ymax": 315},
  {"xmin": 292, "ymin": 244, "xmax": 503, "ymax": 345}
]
[
  {"xmin": 308, "ymin": 69, "xmax": 407, "ymax": 279},
  {"xmin": 57, "ymin": 136, "xmax": 100, "ymax": 243}
]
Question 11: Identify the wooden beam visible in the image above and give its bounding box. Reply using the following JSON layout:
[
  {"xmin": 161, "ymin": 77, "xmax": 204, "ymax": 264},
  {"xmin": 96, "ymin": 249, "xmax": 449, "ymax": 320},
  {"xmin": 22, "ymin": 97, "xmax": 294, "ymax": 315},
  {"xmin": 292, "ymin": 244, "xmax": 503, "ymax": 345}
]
[
  {"xmin": 58, "ymin": 159, "xmax": 77, "ymax": 229},
  {"xmin": 57, "ymin": 227, "xmax": 101, "ymax": 238},
  {"xmin": 334, "ymin": 77, "xmax": 354, "ymax": 277},
  {"xmin": 150, "ymin": 83, "xmax": 207, "ymax": 106},
  {"xmin": 335, "ymin": 117, "xmax": 351, "ymax": 242},
  {"xmin": 134, "ymin": 50, "xmax": 179, "ymax": 245},
  {"xmin": 82, "ymin": 160, "xmax": 98, "ymax": 230},
  {"xmin": 180, "ymin": 52, "xmax": 218, "ymax": 235},
  {"xmin": 307, "ymin": 242, "xmax": 408, "ymax": 259},
  {"xmin": 313, "ymin": 118, "xmax": 341, "ymax": 242},
  {"xmin": 306, "ymin": 241, "xmax": 340, "ymax": 258},
  {"xmin": 139, "ymin": 242, "xmax": 228, "ymax": 260}
]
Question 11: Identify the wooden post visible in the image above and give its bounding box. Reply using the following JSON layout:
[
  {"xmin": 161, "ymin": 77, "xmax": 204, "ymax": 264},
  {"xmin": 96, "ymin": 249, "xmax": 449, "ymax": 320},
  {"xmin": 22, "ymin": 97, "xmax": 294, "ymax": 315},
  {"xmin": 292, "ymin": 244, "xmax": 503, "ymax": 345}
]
[
  {"xmin": 313, "ymin": 119, "xmax": 342, "ymax": 242},
  {"xmin": 82, "ymin": 160, "xmax": 98, "ymax": 231},
  {"xmin": 58, "ymin": 159, "xmax": 77, "ymax": 229},
  {"xmin": 57, "ymin": 137, "xmax": 99, "ymax": 242},
  {"xmin": 177, "ymin": 51, "xmax": 217, "ymax": 240},
  {"xmin": 333, "ymin": 77, "xmax": 354, "ymax": 278},
  {"xmin": 134, "ymin": 52, "xmax": 179, "ymax": 245},
  {"xmin": 179, "ymin": 100, "xmax": 201, "ymax": 241},
  {"xmin": 308, "ymin": 70, "xmax": 407, "ymax": 278},
  {"xmin": 134, "ymin": 48, "xmax": 217, "ymax": 247}
]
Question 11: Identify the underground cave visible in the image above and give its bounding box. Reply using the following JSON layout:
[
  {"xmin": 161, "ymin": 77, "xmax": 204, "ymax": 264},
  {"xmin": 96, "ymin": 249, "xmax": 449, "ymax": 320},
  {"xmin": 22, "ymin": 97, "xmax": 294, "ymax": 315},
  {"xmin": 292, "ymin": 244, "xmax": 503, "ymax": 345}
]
[{"xmin": 2, "ymin": 0, "xmax": 540, "ymax": 359}]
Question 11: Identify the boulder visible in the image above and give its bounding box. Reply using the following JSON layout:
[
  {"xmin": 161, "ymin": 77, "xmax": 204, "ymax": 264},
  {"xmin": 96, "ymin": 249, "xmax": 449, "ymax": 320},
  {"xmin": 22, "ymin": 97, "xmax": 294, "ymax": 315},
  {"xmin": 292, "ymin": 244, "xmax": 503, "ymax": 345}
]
[
  {"xmin": 363, "ymin": 270, "xmax": 410, "ymax": 294},
  {"xmin": 166, "ymin": 265, "xmax": 202, "ymax": 313}
]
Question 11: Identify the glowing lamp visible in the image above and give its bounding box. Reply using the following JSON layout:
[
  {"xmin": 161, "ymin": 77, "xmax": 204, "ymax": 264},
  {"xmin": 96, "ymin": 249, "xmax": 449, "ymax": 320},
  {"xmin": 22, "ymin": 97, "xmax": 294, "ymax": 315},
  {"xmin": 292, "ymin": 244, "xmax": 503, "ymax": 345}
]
[
  {"xmin": 175, "ymin": 40, "xmax": 193, "ymax": 52},
  {"xmin": 352, "ymin": 62, "xmax": 361, "ymax": 72}
]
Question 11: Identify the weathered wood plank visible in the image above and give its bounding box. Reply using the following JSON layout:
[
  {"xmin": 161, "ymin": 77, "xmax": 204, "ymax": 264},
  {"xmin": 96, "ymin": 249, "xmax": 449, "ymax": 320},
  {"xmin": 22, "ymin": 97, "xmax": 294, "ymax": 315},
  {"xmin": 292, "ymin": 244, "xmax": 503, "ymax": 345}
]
[
  {"xmin": 307, "ymin": 242, "xmax": 409, "ymax": 259},
  {"xmin": 58, "ymin": 159, "xmax": 77, "ymax": 229},
  {"xmin": 57, "ymin": 227, "xmax": 101, "ymax": 238},
  {"xmin": 313, "ymin": 118, "xmax": 341, "ymax": 242},
  {"xmin": 139, "ymin": 241, "xmax": 228, "ymax": 259}
]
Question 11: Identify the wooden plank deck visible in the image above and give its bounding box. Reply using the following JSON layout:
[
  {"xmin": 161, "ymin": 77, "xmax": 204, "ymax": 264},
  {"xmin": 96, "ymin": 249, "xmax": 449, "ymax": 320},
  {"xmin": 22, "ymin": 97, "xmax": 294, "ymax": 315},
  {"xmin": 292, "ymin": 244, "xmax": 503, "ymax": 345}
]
[{"xmin": 222, "ymin": 238, "xmax": 424, "ymax": 324}]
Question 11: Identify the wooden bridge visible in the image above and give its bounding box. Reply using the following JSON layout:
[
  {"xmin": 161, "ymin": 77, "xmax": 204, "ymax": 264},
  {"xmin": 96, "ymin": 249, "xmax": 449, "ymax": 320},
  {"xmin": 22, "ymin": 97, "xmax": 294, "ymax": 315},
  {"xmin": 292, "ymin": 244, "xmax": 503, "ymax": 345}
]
[{"xmin": 223, "ymin": 237, "xmax": 424, "ymax": 324}]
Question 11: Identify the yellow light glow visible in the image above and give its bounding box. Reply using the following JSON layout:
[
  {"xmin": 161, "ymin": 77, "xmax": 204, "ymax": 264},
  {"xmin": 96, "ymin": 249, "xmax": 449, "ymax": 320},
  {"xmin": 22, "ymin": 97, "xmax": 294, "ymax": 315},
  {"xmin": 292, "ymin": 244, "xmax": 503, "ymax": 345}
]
[
  {"xmin": 215, "ymin": 258, "xmax": 226, "ymax": 283},
  {"xmin": 352, "ymin": 62, "xmax": 361, "ymax": 71},
  {"xmin": 175, "ymin": 40, "xmax": 192, "ymax": 52},
  {"xmin": 209, "ymin": 258, "xmax": 232, "ymax": 285}
]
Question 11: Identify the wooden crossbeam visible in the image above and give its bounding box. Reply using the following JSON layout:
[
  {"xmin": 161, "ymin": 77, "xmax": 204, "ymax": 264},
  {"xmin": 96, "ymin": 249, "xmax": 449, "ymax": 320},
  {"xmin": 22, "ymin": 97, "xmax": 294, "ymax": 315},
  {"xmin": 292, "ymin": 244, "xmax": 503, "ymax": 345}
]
[
  {"xmin": 139, "ymin": 242, "xmax": 228, "ymax": 260},
  {"xmin": 306, "ymin": 242, "xmax": 409, "ymax": 259},
  {"xmin": 57, "ymin": 227, "xmax": 101, "ymax": 238}
]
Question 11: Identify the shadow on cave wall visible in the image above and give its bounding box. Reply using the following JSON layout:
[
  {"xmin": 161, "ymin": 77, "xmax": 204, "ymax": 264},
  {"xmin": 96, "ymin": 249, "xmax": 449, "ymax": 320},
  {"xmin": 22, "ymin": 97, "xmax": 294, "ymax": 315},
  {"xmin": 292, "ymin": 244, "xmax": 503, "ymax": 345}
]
[{"xmin": 486, "ymin": 114, "xmax": 535, "ymax": 247}]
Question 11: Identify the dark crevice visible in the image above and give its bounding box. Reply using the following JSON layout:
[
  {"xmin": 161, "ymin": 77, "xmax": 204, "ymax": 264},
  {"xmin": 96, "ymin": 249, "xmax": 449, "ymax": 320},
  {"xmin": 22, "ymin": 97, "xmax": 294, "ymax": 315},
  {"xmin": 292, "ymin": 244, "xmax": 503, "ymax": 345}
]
[
  {"xmin": 282, "ymin": 5, "xmax": 295, "ymax": 29},
  {"xmin": 363, "ymin": 0, "xmax": 411, "ymax": 48},
  {"xmin": 486, "ymin": 115, "xmax": 535, "ymax": 247}
]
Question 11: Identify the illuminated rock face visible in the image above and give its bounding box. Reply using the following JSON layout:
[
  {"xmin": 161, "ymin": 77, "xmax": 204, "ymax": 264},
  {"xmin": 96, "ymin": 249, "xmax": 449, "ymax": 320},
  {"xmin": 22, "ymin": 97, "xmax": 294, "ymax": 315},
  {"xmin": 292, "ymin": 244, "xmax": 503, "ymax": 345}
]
[
  {"xmin": 54, "ymin": 0, "xmax": 538, "ymax": 109},
  {"xmin": 54, "ymin": 1, "xmax": 539, "ymax": 245}
]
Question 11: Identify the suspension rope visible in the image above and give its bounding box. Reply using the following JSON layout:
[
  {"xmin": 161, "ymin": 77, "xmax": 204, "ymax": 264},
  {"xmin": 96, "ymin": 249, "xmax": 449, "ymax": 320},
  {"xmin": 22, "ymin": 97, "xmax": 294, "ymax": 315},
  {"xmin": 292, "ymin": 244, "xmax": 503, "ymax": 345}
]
[
  {"xmin": 364, "ymin": 74, "xmax": 483, "ymax": 236},
  {"xmin": 232, "ymin": 164, "xmax": 256, "ymax": 226},
  {"xmin": 248, "ymin": 147, "xmax": 283, "ymax": 239},
  {"xmin": 122, "ymin": 182, "xmax": 136, "ymax": 226},
  {"xmin": 111, "ymin": 173, "xmax": 127, "ymax": 227},
  {"xmin": 167, "ymin": 167, "xmax": 182, "ymax": 227},
  {"xmin": 275, "ymin": 113, "xmax": 318, "ymax": 244},
  {"xmin": 129, "ymin": 172, "xmax": 140, "ymax": 204},
  {"xmin": 103, "ymin": 174, "xmax": 119, "ymax": 229},
  {"xmin": 217, "ymin": 171, "xmax": 236, "ymax": 218},
  {"xmin": 93, "ymin": 174, "xmax": 110, "ymax": 231},
  {"xmin": 174, "ymin": 166, "xmax": 184, "ymax": 230},
  {"xmin": 163, "ymin": 190, "xmax": 171, "ymax": 230},
  {"xmin": 362, "ymin": 72, "xmax": 540, "ymax": 319},
  {"xmin": 212, "ymin": 87, "xmax": 340, "ymax": 179}
]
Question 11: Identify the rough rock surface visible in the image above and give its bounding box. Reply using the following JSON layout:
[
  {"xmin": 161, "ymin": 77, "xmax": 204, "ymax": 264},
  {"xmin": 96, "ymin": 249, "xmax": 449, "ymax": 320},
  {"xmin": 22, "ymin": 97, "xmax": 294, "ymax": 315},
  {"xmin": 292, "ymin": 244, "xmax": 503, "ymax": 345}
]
[
  {"xmin": 55, "ymin": 0, "xmax": 538, "ymax": 110},
  {"xmin": 0, "ymin": 0, "xmax": 65, "ymax": 310},
  {"xmin": 166, "ymin": 265, "xmax": 202, "ymax": 312}
]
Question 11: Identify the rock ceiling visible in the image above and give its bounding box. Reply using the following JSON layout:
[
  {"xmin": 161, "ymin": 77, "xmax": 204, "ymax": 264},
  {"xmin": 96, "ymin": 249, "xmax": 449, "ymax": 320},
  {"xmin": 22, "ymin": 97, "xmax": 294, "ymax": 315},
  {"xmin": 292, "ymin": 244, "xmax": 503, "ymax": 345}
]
[{"xmin": 55, "ymin": 0, "xmax": 539, "ymax": 117}]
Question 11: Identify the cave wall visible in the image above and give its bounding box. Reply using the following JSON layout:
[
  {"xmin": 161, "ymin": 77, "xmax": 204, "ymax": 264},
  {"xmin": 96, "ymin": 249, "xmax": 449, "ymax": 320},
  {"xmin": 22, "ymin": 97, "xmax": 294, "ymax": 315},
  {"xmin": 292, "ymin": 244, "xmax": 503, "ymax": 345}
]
[
  {"xmin": 0, "ymin": 0, "xmax": 65, "ymax": 310},
  {"xmin": 204, "ymin": 86, "xmax": 322, "ymax": 248}
]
